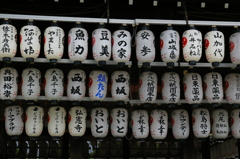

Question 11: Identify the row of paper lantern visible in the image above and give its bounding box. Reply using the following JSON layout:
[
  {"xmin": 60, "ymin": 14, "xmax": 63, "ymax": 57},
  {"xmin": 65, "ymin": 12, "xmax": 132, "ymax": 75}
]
[
  {"xmin": 5, "ymin": 105, "xmax": 240, "ymax": 141},
  {"xmin": 1, "ymin": 20, "xmax": 240, "ymax": 67},
  {"xmin": 1, "ymin": 66, "xmax": 240, "ymax": 106}
]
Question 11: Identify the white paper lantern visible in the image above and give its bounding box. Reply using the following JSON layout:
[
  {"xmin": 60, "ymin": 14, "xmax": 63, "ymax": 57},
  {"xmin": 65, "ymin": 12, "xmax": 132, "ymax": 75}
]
[
  {"xmin": 68, "ymin": 24, "xmax": 88, "ymax": 63},
  {"xmin": 21, "ymin": 67, "xmax": 41, "ymax": 102},
  {"xmin": 211, "ymin": 109, "xmax": 229, "ymax": 139},
  {"xmin": 131, "ymin": 110, "xmax": 149, "ymax": 140},
  {"xmin": 160, "ymin": 27, "xmax": 180, "ymax": 67},
  {"xmin": 136, "ymin": 26, "xmax": 155, "ymax": 65},
  {"xmin": 44, "ymin": 68, "xmax": 64, "ymax": 101},
  {"xmin": 171, "ymin": 109, "xmax": 190, "ymax": 140},
  {"xmin": 25, "ymin": 106, "xmax": 44, "ymax": 137},
  {"xmin": 161, "ymin": 72, "xmax": 180, "ymax": 104},
  {"xmin": 204, "ymin": 28, "xmax": 224, "ymax": 66},
  {"xmin": 0, "ymin": 21, "xmax": 17, "ymax": 61},
  {"xmin": 204, "ymin": 72, "xmax": 223, "ymax": 105},
  {"xmin": 4, "ymin": 105, "xmax": 24, "ymax": 137},
  {"xmin": 224, "ymin": 73, "xmax": 240, "ymax": 105},
  {"xmin": 44, "ymin": 23, "xmax": 65, "ymax": 63},
  {"xmin": 20, "ymin": 22, "xmax": 41, "ymax": 62},
  {"xmin": 183, "ymin": 72, "xmax": 203, "ymax": 105},
  {"xmin": 182, "ymin": 27, "xmax": 202, "ymax": 65},
  {"xmin": 229, "ymin": 32, "xmax": 240, "ymax": 67},
  {"xmin": 111, "ymin": 71, "xmax": 129, "ymax": 102},
  {"xmin": 67, "ymin": 69, "xmax": 86, "ymax": 101},
  {"xmin": 90, "ymin": 107, "xmax": 109, "ymax": 139},
  {"xmin": 150, "ymin": 109, "xmax": 168, "ymax": 141},
  {"xmin": 0, "ymin": 67, "xmax": 18, "ymax": 101},
  {"xmin": 192, "ymin": 108, "xmax": 210, "ymax": 138},
  {"xmin": 92, "ymin": 25, "xmax": 111, "ymax": 65},
  {"xmin": 47, "ymin": 106, "xmax": 66, "ymax": 137},
  {"xmin": 112, "ymin": 27, "xmax": 131, "ymax": 65},
  {"xmin": 110, "ymin": 108, "xmax": 128, "ymax": 139},
  {"xmin": 88, "ymin": 70, "xmax": 108, "ymax": 101},
  {"xmin": 230, "ymin": 109, "xmax": 240, "ymax": 139},
  {"xmin": 139, "ymin": 71, "xmax": 157, "ymax": 103},
  {"xmin": 68, "ymin": 106, "xmax": 87, "ymax": 137}
]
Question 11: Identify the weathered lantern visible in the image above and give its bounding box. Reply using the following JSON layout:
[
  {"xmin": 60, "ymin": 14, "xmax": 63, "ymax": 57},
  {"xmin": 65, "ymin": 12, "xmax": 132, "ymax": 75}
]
[
  {"xmin": 90, "ymin": 107, "xmax": 109, "ymax": 139},
  {"xmin": 229, "ymin": 30, "xmax": 240, "ymax": 67},
  {"xmin": 224, "ymin": 73, "xmax": 240, "ymax": 106},
  {"xmin": 230, "ymin": 109, "xmax": 240, "ymax": 139}
]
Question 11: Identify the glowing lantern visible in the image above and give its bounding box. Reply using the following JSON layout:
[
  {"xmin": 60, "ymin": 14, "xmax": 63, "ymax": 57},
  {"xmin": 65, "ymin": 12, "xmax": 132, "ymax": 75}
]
[
  {"xmin": 67, "ymin": 69, "xmax": 86, "ymax": 102},
  {"xmin": 112, "ymin": 26, "xmax": 131, "ymax": 65},
  {"xmin": 44, "ymin": 22, "xmax": 65, "ymax": 63},
  {"xmin": 192, "ymin": 108, "xmax": 210, "ymax": 138},
  {"xmin": 68, "ymin": 106, "xmax": 87, "ymax": 137},
  {"xmin": 92, "ymin": 24, "xmax": 111, "ymax": 65},
  {"xmin": 4, "ymin": 105, "xmax": 24, "ymax": 137},
  {"xmin": 136, "ymin": 25, "xmax": 155, "ymax": 66},
  {"xmin": 20, "ymin": 21, "xmax": 41, "ymax": 62},
  {"xmin": 25, "ymin": 106, "xmax": 44, "ymax": 137},
  {"xmin": 0, "ymin": 67, "xmax": 18, "ymax": 101},
  {"xmin": 203, "ymin": 72, "xmax": 223, "ymax": 106},
  {"xmin": 21, "ymin": 67, "xmax": 41, "ymax": 102},
  {"xmin": 47, "ymin": 106, "xmax": 66, "ymax": 137},
  {"xmin": 224, "ymin": 73, "xmax": 240, "ymax": 106},
  {"xmin": 230, "ymin": 109, "xmax": 240, "ymax": 139},
  {"xmin": 131, "ymin": 110, "xmax": 149, "ymax": 141},
  {"xmin": 90, "ymin": 107, "xmax": 109, "ymax": 139},
  {"xmin": 161, "ymin": 72, "xmax": 180, "ymax": 105},
  {"xmin": 111, "ymin": 70, "xmax": 129, "ymax": 102},
  {"xmin": 182, "ymin": 26, "xmax": 202, "ymax": 65},
  {"xmin": 171, "ymin": 109, "xmax": 190, "ymax": 140},
  {"xmin": 88, "ymin": 70, "xmax": 108, "ymax": 102},
  {"xmin": 160, "ymin": 26, "xmax": 180, "ymax": 67},
  {"xmin": 229, "ymin": 30, "xmax": 240, "ymax": 67},
  {"xmin": 110, "ymin": 108, "xmax": 128, "ymax": 139},
  {"xmin": 44, "ymin": 68, "xmax": 64, "ymax": 102},
  {"xmin": 183, "ymin": 72, "xmax": 203, "ymax": 106},
  {"xmin": 139, "ymin": 71, "xmax": 157, "ymax": 104},
  {"xmin": 204, "ymin": 27, "xmax": 224, "ymax": 66},
  {"xmin": 0, "ymin": 20, "xmax": 17, "ymax": 62},
  {"xmin": 211, "ymin": 109, "xmax": 229, "ymax": 139},
  {"xmin": 150, "ymin": 109, "xmax": 168, "ymax": 141},
  {"xmin": 68, "ymin": 23, "xmax": 88, "ymax": 64}
]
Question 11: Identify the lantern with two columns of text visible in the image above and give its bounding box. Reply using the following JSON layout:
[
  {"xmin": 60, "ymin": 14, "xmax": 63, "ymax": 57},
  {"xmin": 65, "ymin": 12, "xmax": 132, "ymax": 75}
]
[
  {"xmin": 92, "ymin": 24, "xmax": 111, "ymax": 65},
  {"xmin": 211, "ymin": 109, "xmax": 229, "ymax": 139},
  {"xmin": 20, "ymin": 21, "xmax": 41, "ymax": 62},
  {"xmin": 88, "ymin": 70, "xmax": 108, "ymax": 102},
  {"xmin": 160, "ymin": 26, "xmax": 180, "ymax": 67},
  {"xmin": 224, "ymin": 73, "xmax": 240, "ymax": 106},
  {"xmin": 229, "ymin": 30, "xmax": 240, "ymax": 68},
  {"xmin": 48, "ymin": 106, "xmax": 66, "ymax": 137},
  {"xmin": 0, "ymin": 20, "xmax": 17, "ymax": 62},
  {"xmin": 44, "ymin": 22, "xmax": 65, "ymax": 63},
  {"xmin": 139, "ymin": 71, "xmax": 157, "ymax": 104},
  {"xmin": 171, "ymin": 109, "xmax": 190, "ymax": 140},
  {"xmin": 110, "ymin": 108, "xmax": 128, "ymax": 139},
  {"xmin": 90, "ymin": 107, "xmax": 109, "ymax": 139},
  {"xmin": 182, "ymin": 26, "xmax": 202, "ymax": 65},
  {"xmin": 112, "ymin": 26, "xmax": 131, "ymax": 65},
  {"xmin": 192, "ymin": 108, "xmax": 210, "ymax": 138},
  {"xmin": 4, "ymin": 105, "xmax": 24, "ymax": 137},
  {"xmin": 150, "ymin": 109, "xmax": 168, "ymax": 141},
  {"xmin": 111, "ymin": 70, "xmax": 129, "ymax": 102},
  {"xmin": 68, "ymin": 106, "xmax": 87, "ymax": 137},
  {"xmin": 0, "ymin": 67, "xmax": 18, "ymax": 101},
  {"xmin": 68, "ymin": 23, "xmax": 88, "ymax": 64},
  {"xmin": 21, "ymin": 67, "xmax": 41, "ymax": 102},
  {"xmin": 131, "ymin": 110, "xmax": 149, "ymax": 141},
  {"xmin": 230, "ymin": 109, "xmax": 240, "ymax": 139},
  {"xmin": 204, "ymin": 72, "xmax": 223, "ymax": 106},
  {"xmin": 204, "ymin": 27, "xmax": 224, "ymax": 67},
  {"xmin": 136, "ymin": 25, "xmax": 155, "ymax": 66},
  {"xmin": 25, "ymin": 106, "xmax": 44, "ymax": 137},
  {"xmin": 161, "ymin": 72, "xmax": 180, "ymax": 105},
  {"xmin": 67, "ymin": 69, "xmax": 86, "ymax": 102}
]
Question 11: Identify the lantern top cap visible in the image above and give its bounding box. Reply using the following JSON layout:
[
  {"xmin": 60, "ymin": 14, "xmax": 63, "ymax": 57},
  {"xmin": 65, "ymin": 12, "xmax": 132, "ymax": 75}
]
[{"xmin": 76, "ymin": 21, "xmax": 81, "ymax": 24}]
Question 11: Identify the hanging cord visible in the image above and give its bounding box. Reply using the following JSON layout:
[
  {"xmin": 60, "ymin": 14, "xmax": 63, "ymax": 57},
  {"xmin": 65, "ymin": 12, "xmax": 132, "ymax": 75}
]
[
  {"xmin": 182, "ymin": 0, "xmax": 189, "ymax": 26},
  {"xmin": 131, "ymin": 25, "xmax": 138, "ymax": 47},
  {"xmin": 107, "ymin": 0, "xmax": 110, "ymax": 24}
]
